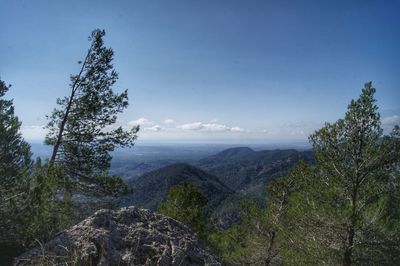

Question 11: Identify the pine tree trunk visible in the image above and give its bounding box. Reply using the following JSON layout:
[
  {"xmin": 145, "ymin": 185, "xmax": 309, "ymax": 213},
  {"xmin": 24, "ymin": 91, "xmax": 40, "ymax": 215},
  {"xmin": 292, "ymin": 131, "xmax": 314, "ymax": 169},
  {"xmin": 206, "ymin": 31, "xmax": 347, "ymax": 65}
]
[
  {"xmin": 344, "ymin": 183, "xmax": 358, "ymax": 266},
  {"xmin": 50, "ymin": 96, "xmax": 73, "ymax": 162},
  {"xmin": 344, "ymin": 227, "xmax": 354, "ymax": 266},
  {"xmin": 50, "ymin": 48, "xmax": 91, "ymax": 163}
]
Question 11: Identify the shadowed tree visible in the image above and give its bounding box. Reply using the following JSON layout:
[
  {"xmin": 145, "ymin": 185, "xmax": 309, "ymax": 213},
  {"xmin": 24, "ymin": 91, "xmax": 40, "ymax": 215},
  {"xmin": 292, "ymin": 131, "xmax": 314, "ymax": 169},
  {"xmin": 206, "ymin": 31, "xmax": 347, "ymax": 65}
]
[
  {"xmin": 0, "ymin": 79, "xmax": 31, "ymax": 190},
  {"xmin": 45, "ymin": 29, "xmax": 138, "ymax": 198},
  {"xmin": 0, "ymin": 79, "xmax": 32, "ymax": 237},
  {"xmin": 0, "ymin": 79, "xmax": 41, "ymax": 262},
  {"xmin": 1, "ymin": 80, "xmax": 59, "ymax": 252},
  {"xmin": 158, "ymin": 183, "xmax": 208, "ymax": 238}
]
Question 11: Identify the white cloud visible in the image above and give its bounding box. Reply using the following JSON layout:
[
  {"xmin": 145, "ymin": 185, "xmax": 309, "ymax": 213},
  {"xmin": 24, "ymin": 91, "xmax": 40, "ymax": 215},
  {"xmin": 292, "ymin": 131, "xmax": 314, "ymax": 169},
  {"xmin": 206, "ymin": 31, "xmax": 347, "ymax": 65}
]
[
  {"xmin": 202, "ymin": 123, "xmax": 230, "ymax": 132},
  {"xmin": 177, "ymin": 122, "xmax": 204, "ymax": 131},
  {"xmin": 382, "ymin": 115, "xmax": 400, "ymax": 126},
  {"xmin": 144, "ymin": 125, "xmax": 162, "ymax": 132},
  {"xmin": 128, "ymin": 118, "xmax": 154, "ymax": 126},
  {"xmin": 210, "ymin": 118, "xmax": 218, "ymax": 123},
  {"xmin": 163, "ymin": 119, "xmax": 174, "ymax": 124},
  {"xmin": 231, "ymin": 126, "xmax": 245, "ymax": 132},
  {"xmin": 177, "ymin": 122, "xmax": 245, "ymax": 133},
  {"xmin": 20, "ymin": 125, "xmax": 47, "ymax": 140}
]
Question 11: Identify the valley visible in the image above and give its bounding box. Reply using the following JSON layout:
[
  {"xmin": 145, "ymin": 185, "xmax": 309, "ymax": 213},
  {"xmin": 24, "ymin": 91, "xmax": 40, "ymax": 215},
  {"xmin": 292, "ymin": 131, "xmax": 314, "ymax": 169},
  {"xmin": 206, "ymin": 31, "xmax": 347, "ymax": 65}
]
[
  {"xmin": 116, "ymin": 146, "xmax": 314, "ymax": 226},
  {"xmin": 30, "ymin": 142, "xmax": 314, "ymax": 226}
]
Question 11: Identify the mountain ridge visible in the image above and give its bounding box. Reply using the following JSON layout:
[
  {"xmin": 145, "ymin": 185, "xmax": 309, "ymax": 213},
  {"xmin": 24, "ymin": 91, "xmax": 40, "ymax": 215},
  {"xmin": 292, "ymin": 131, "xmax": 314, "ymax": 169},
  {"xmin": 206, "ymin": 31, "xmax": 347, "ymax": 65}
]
[
  {"xmin": 120, "ymin": 163, "xmax": 233, "ymax": 212},
  {"xmin": 197, "ymin": 148, "xmax": 313, "ymax": 191},
  {"xmin": 120, "ymin": 147, "xmax": 314, "ymax": 226}
]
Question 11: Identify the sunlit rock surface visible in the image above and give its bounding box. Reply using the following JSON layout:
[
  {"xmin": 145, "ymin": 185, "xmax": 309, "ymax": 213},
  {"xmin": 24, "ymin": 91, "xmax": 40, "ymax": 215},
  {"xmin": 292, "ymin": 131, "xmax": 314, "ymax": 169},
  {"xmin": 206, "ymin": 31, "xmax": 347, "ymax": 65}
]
[{"xmin": 15, "ymin": 206, "xmax": 221, "ymax": 265}]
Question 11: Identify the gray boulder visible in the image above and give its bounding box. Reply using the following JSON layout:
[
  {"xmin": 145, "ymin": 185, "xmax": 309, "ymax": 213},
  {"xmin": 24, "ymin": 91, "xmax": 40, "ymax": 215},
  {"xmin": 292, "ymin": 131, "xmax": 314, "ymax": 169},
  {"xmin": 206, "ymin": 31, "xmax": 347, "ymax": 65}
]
[{"xmin": 15, "ymin": 206, "xmax": 221, "ymax": 265}]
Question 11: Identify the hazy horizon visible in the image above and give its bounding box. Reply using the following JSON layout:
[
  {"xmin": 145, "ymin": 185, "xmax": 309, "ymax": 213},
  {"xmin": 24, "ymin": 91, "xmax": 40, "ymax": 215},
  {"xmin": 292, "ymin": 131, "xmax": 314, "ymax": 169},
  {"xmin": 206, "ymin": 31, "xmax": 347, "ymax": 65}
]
[{"xmin": 1, "ymin": 0, "xmax": 399, "ymax": 144}]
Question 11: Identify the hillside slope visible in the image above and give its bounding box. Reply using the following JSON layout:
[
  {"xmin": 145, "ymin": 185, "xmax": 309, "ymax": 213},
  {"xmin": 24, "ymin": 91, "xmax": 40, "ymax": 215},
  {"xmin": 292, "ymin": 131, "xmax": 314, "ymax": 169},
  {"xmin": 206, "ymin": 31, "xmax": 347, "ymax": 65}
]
[
  {"xmin": 196, "ymin": 148, "xmax": 314, "ymax": 224},
  {"xmin": 120, "ymin": 163, "xmax": 233, "ymax": 212},
  {"xmin": 197, "ymin": 148, "xmax": 314, "ymax": 191}
]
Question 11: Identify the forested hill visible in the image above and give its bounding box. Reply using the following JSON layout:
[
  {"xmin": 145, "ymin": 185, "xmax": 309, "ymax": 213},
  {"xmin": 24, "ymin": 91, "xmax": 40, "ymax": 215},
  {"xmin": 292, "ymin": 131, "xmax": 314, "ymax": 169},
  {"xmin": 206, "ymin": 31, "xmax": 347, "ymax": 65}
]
[
  {"xmin": 200, "ymin": 147, "xmax": 256, "ymax": 161},
  {"xmin": 120, "ymin": 147, "xmax": 314, "ymax": 226},
  {"xmin": 120, "ymin": 163, "xmax": 233, "ymax": 212},
  {"xmin": 196, "ymin": 147, "xmax": 314, "ymax": 191}
]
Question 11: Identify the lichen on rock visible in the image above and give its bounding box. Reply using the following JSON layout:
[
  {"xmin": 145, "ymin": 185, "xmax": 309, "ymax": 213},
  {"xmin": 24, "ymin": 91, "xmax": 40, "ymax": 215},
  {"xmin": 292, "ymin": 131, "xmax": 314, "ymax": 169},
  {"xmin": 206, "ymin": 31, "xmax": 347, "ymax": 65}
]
[{"xmin": 15, "ymin": 206, "xmax": 221, "ymax": 265}]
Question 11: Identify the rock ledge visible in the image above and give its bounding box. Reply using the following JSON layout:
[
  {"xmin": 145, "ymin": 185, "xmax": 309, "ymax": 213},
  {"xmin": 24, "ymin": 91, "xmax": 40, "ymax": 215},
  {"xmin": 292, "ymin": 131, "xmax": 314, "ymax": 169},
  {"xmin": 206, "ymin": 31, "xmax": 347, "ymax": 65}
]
[{"xmin": 15, "ymin": 206, "xmax": 221, "ymax": 265}]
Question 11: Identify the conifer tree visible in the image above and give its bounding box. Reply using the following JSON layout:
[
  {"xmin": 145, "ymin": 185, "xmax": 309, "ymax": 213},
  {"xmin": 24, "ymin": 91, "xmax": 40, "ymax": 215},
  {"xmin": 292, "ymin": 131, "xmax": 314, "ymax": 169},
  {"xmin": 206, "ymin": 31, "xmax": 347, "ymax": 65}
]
[
  {"xmin": 208, "ymin": 83, "xmax": 400, "ymax": 265},
  {"xmin": 0, "ymin": 79, "xmax": 31, "ymax": 189},
  {"xmin": 45, "ymin": 29, "xmax": 138, "ymax": 196},
  {"xmin": 158, "ymin": 183, "xmax": 208, "ymax": 238},
  {"xmin": 285, "ymin": 82, "xmax": 400, "ymax": 265},
  {"xmin": 208, "ymin": 162, "xmax": 314, "ymax": 265},
  {"xmin": 0, "ymin": 78, "xmax": 32, "ymax": 243}
]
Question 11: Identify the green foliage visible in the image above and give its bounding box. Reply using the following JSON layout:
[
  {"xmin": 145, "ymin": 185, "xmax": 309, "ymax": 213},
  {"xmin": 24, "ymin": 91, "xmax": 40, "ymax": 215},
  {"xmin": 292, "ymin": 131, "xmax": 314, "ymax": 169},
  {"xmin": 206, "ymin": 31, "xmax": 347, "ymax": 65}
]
[
  {"xmin": 208, "ymin": 162, "xmax": 314, "ymax": 265},
  {"xmin": 123, "ymin": 163, "xmax": 232, "ymax": 217},
  {"xmin": 0, "ymin": 80, "xmax": 62, "ymax": 263},
  {"xmin": 301, "ymin": 82, "xmax": 400, "ymax": 265},
  {"xmin": 0, "ymin": 78, "xmax": 32, "ymax": 243},
  {"xmin": 20, "ymin": 161, "xmax": 60, "ymax": 245},
  {"xmin": 209, "ymin": 82, "xmax": 400, "ymax": 265},
  {"xmin": 92, "ymin": 173, "xmax": 132, "ymax": 196},
  {"xmin": 208, "ymin": 202, "xmax": 268, "ymax": 265},
  {"xmin": 270, "ymin": 161, "xmax": 337, "ymax": 265},
  {"xmin": 45, "ymin": 29, "xmax": 138, "ymax": 197},
  {"xmin": 0, "ymin": 30, "xmax": 135, "ymax": 262},
  {"xmin": 158, "ymin": 183, "xmax": 208, "ymax": 238},
  {"xmin": 0, "ymin": 78, "xmax": 32, "ymax": 199},
  {"xmin": 207, "ymin": 217, "xmax": 251, "ymax": 264},
  {"xmin": 263, "ymin": 82, "xmax": 400, "ymax": 265},
  {"xmin": 2, "ymin": 160, "xmax": 62, "ymax": 247}
]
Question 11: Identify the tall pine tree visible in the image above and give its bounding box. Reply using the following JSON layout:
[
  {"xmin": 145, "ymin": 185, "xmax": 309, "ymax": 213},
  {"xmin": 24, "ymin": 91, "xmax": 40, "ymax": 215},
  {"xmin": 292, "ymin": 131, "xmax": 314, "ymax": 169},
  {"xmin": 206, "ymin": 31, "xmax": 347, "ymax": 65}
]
[
  {"xmin": 205, "ymin": 83, "xmax": 400, "ymax": 265},
  {"xmin": 0, "ymin": 79, "xmax": 31, "ymax": 189},
  {"xmin": 282, "ymin": 82, "xmax": 400, "ymax": 265},
  {"xmin": 0, "ymin": 78, "xmax": 32, "ymax": 243},
  {"xmin": 45, "ymin": 29, "xmax": 138, "ymax": 196}
]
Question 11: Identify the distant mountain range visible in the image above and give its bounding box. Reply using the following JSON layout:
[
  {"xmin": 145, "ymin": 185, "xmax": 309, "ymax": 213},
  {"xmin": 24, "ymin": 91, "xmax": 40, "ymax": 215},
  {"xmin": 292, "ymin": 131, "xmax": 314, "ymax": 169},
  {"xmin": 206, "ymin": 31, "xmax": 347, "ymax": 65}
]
[
  {"xmin": 119, "ymin": 147, "xmax": 314, "ymax": 226},
  {"xmin": 197, "ymin": 147, "xmax": 313, "ymax": 190}
]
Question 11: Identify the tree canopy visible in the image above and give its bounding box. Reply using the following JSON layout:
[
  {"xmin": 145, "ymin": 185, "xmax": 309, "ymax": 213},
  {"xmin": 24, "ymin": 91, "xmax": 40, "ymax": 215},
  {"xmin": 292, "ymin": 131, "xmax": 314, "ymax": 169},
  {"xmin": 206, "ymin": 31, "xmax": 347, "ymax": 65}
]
[
  {"xmin": 0, "ymin": 78, "xmax": 32, "ymax": 242},
  {"xmin": 0, "ymin": 79, "xmax": 31, "ymax": 188},
  {"xmin": 209, "ymin": 82, "xmax": 400, "ymax": 265},
  {"xmin": 45, "ymin": 29, "xmax": 138, "ymax": 195},
  {"xmin": 158, "ymin": 183, "xmax": 208, "ymax": 238}
]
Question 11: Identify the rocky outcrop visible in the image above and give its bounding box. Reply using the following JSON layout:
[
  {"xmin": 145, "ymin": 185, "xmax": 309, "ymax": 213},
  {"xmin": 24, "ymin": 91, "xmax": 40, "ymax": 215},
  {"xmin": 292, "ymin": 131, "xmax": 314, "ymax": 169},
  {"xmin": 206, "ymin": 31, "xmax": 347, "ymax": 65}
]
[{"xmin": 15, "ymin": 206, "xmax": 221, "ymax": 265}]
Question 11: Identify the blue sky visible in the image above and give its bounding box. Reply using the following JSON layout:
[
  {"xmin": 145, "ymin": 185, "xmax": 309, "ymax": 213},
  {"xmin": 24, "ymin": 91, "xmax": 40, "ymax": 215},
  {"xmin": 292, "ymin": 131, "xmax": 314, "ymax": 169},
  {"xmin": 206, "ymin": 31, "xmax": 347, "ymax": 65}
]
[{"xmin": 1, "ymin": 0, "xmax": 399, "ymax": 144}]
